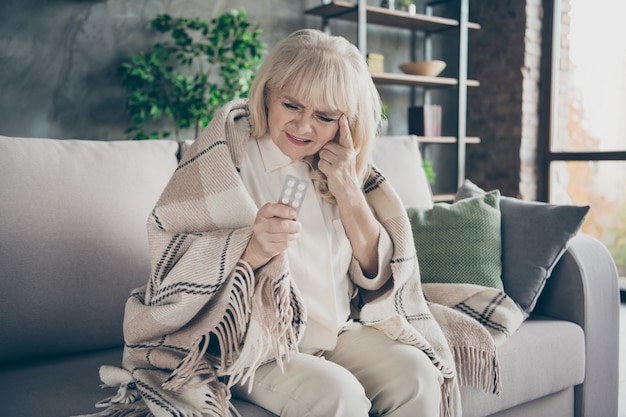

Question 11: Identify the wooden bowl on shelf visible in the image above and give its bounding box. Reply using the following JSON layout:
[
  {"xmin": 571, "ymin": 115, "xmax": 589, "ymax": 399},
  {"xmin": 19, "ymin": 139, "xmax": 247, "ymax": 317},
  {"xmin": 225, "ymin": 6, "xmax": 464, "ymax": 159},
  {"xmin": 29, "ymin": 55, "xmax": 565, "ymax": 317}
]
[{"xmin": 399, "ymin": 60, "xmax": 446, "ymax": 77}]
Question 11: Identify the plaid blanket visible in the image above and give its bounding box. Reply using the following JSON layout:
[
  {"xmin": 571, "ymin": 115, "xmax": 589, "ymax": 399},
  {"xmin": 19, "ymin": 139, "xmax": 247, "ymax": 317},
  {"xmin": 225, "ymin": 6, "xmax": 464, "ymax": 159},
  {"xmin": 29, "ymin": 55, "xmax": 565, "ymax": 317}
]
[{"xmin": 78, "ymin": 99, "xmax": 523, "ymax": 417}]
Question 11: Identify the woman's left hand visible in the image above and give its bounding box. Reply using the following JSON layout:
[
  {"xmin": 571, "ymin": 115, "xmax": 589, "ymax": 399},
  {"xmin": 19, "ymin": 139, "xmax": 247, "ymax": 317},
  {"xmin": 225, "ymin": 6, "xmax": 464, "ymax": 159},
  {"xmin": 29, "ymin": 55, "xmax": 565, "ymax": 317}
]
[{"xmin": 318, "ymin": 115, "xmax": 360, "ymax": 200}]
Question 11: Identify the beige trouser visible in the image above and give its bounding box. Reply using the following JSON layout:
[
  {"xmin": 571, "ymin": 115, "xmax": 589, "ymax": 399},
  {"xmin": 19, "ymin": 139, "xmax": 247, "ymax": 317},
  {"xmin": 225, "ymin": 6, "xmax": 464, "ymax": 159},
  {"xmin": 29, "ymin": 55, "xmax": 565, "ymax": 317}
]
[{"xmin": 232, "ymin": 323, "xmax": 443, "ymax": 417}]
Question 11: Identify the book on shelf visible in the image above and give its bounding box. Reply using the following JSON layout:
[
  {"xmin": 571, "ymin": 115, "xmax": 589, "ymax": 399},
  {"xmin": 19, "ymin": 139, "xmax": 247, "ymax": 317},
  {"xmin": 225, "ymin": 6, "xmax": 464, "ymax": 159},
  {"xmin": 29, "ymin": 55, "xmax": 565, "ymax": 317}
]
[{"xmin": 408, "ymin": 105, "xmax": 441, "ymax": 137}]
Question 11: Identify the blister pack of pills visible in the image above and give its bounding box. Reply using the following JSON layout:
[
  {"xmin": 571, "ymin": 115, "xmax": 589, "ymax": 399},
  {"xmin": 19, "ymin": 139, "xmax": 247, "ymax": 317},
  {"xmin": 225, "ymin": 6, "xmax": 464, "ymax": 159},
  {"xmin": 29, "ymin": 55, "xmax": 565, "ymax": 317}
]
[{"xmin": 278, "ymin": 174, "xmax": 308, "ymax": 213}]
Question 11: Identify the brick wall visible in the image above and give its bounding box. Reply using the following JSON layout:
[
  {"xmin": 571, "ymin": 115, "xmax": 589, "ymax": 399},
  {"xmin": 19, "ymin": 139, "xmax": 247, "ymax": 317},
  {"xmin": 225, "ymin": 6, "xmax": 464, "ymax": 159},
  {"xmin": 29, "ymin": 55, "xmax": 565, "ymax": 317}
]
[{"xmin": 467, "ymin": 0, "xmax": 544, "ymax": 199}]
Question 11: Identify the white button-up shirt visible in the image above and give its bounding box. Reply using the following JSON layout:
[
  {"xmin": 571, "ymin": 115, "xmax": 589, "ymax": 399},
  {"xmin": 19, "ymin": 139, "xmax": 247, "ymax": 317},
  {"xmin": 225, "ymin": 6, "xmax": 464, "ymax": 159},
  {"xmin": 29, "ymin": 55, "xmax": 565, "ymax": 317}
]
[{"xmin": 239, "ymin": 134, "xmax": 393, "ymax": 354}]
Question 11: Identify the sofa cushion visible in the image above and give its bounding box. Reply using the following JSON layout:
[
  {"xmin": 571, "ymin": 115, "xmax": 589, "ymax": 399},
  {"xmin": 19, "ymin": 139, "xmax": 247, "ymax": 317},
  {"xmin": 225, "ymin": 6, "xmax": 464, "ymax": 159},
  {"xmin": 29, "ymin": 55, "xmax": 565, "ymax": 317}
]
[
  {"xmin": 455, "ymin": 180, "xmax": 589, "ymax": 315},
  {"xmin": 373, "ymin": 135, "xmax": 434, "ymax": 209},
  {"xmin": 407, "ymin": 190, "xmax": 504, "ymax": 289},
  {"xmin": 0, "ymin": 136, "xmax": 179, "ymax": 364},
  {"xmin": 460, "ymin": 317, "xmax": 585, "ymax": 417},
  {"xmin": 0, "ymin": 347, "xmax": 276, "ymax": 417},
  {"xmin": 0, "ymin": 348, "xmax": 123, "ymax": 417}
]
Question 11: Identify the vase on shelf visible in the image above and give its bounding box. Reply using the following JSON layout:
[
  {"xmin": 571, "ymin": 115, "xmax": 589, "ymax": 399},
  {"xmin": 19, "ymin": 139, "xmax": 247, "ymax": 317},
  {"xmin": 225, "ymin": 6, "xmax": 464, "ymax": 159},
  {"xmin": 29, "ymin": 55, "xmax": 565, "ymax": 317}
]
[{"xmin": 380, "ymin": 0, "xmax": 416, "ymax": 15}]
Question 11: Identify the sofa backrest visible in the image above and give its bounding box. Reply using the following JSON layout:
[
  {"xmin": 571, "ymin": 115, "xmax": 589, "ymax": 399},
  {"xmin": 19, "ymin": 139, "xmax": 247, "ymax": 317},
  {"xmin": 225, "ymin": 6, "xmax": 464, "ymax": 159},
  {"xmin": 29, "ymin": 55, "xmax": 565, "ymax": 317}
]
[
  {"xmin": 373, "ymin": 135, "xmax": 434, "ymax": 209},
  {"xmin": 0, "ymin": 134, "xmax": 430, "ymax": 365},
  {"xmin": 0, "ymin": 136, "xmax": 179, "ymax": 364}
]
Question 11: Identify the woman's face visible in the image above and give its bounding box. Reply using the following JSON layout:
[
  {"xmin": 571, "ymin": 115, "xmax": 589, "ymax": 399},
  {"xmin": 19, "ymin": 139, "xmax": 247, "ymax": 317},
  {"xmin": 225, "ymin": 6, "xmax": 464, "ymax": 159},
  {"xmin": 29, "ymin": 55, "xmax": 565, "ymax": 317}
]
[{"xmin": 266, "ymin": 86, "xmax": 342, "ymax": 161}]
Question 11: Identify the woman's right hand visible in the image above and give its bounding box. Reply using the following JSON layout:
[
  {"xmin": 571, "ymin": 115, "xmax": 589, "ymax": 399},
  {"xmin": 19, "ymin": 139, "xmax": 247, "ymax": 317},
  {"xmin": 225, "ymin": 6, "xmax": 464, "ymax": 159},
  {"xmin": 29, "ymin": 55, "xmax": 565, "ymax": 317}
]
[{"xmin": 242, "ymin": 202, "xmax": 301, "ymax": 270}]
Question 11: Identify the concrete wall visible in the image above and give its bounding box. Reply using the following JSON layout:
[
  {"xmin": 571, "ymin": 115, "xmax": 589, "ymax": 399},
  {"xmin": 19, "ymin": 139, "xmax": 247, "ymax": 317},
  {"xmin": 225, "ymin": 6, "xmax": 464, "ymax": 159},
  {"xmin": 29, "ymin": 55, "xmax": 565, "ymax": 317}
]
[
  {"xmin": 0, "ymin": 0, "xmax": 418, "ymax": 141},
  {"xmin": 0, "ymin": 0, "xmax": 310, "ymax": 140}
]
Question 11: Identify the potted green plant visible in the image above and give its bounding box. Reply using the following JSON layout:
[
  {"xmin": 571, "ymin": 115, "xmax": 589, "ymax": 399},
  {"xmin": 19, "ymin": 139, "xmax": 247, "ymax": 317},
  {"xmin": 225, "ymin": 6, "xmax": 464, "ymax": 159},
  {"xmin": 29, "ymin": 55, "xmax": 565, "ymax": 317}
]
[
  {"xmin": 118, "ymin": 9, "xmax": 265, "ymax": 140},
  {"xmin": 422, "ymin": 159, "xmax": 436, "ymax": 185},
  {"xmin": 380, "ymin": 103, "xmax": 389, "ymax": 135},
  {"xmin": 397, "ymin": 0, "xmax": 416, "ymax": 14}
]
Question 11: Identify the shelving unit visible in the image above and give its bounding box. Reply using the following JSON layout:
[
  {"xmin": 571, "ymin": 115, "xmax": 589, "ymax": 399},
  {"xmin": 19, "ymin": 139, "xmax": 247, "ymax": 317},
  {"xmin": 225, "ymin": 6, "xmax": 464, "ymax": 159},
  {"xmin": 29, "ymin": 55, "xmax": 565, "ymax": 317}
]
[
  {"xmin": 370, "ymin": 72, "xmax": 479, "ymax": 88},
  {"xmin": 305, "ymin": 0, "xmax": 481, "ymax": 199},
  {"xmin": 305, "ymin": 1, "xmax": 479, "ymax": 37}
]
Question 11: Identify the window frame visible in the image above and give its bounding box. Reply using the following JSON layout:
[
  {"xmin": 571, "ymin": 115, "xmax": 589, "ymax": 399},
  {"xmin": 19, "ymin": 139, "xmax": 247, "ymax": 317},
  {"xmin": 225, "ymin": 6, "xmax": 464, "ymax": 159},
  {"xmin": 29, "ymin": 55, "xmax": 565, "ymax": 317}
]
[{"xmin": 538, "ymin": 0, "xmax": 626, "ymax": 202}]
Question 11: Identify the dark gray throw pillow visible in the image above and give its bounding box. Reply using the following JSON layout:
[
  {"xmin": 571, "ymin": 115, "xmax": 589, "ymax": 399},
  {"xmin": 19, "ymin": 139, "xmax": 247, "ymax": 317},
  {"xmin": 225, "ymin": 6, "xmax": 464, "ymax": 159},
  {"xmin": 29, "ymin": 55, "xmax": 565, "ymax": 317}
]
[{"xmin": 454, "ymin": 180, "xmax": 589, "ymax": 316}]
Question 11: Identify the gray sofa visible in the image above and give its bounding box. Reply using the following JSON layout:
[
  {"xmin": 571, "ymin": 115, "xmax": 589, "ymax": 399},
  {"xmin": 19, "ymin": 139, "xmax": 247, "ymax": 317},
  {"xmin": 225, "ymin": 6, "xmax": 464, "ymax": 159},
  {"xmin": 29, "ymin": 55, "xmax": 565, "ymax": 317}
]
[{"xmin": 0, "ymin": 134, "xmax": 619, "ymax": 417}]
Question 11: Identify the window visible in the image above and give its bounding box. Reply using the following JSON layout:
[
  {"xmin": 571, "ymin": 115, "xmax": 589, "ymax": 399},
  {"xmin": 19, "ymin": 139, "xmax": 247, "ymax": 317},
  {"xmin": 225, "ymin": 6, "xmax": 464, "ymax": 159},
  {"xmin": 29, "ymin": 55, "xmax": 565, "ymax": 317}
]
[{"xmin": 542, "ymin": 0, "xmax": 626, "ymax": 278}]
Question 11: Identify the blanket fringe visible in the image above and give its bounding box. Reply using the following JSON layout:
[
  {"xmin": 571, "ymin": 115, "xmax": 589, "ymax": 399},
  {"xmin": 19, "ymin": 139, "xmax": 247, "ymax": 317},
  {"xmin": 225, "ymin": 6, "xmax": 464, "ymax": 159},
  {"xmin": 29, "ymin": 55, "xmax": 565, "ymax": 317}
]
[
  {"xmin": 163, "ymin": 333, "xmax": 213, "ymax": 391},
  {"xmin": 453, "ymin": 346, "xmax": 501, "ymax": 395},
  {"xmin": 201, "ymin": 380, "xmax": 235, "ymax": 417},
  {"xmin": 440, "ymin": 377, "xmax": 459, "ymax": 417},
  {"xmin": 217, "ymin": 261, "xmax": 255, "ymax": 368},
  {"xmin": 226, "ymin": 266, "xmax": 300, "ymax": 392},
  {"xmin": 265, "ymin": 273, "xmax": 299, "ymax": 368},
  {"xmin": 163, "ymin": 261, "xmax": 255, "ymax": 393},
  {"xmin": 96, "ymin": 365, "xmax": 141, "ymax": 405},
  {"xmin": 154, "ymin": 259, "xmax": 300, "ymax": 416},
  {"xmin": 224, "ymin": 318, "xmax": 267, "ymax": 392}
]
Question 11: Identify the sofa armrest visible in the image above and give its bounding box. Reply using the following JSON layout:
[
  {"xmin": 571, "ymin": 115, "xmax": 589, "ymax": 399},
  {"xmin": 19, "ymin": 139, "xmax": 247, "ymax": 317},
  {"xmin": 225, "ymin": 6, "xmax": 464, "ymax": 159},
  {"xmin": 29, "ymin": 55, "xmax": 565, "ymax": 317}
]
[{"xmin": 533, "ymin": 233, "xmax": 619, "ymax": 417}]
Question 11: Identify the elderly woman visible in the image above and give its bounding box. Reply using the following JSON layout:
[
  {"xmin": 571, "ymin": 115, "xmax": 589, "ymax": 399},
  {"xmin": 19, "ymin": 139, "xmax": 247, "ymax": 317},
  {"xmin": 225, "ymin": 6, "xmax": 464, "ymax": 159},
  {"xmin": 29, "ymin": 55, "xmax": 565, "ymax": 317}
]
[
  {"xmin": 84, "ymin": 29, "xmax": 457, "ymax": 417},
  {"xmin": 233, "ymin": 29, "xmax": 444, "ymax": 417}
]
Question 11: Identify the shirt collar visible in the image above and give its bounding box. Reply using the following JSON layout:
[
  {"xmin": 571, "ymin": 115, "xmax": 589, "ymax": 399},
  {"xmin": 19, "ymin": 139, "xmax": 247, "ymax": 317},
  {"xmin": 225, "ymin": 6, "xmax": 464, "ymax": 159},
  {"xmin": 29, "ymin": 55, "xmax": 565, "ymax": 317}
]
[{"xmin": 257, "ymin": 133, "xmax": 315, "ymax": 172}]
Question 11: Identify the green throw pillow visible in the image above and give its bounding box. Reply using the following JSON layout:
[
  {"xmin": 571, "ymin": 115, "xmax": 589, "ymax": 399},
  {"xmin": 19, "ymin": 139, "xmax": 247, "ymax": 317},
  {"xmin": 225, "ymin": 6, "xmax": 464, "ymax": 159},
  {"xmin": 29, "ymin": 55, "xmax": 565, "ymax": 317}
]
[{"xmin": 407, "ymin": 190, "xmax": 504, "ymax": 289}]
